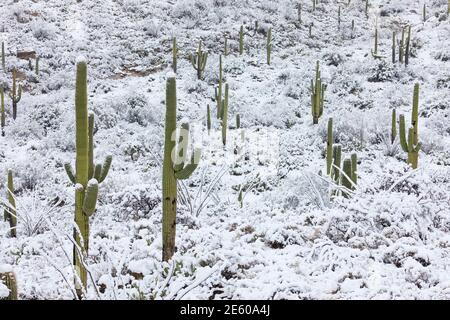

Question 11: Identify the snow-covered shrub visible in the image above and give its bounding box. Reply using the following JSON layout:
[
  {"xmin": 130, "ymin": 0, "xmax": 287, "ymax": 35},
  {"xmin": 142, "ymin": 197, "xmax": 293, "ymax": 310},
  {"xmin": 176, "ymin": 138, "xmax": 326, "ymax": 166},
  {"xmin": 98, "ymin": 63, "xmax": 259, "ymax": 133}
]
[
  {"xmin": 110, "ymin": 184, "xmax": 160, "ymax": 221},
  {"xmin": 368, "ymin": 60, "xmax": 395, "ymax": 82},
  {"xmin": 144, "ymin": 19, "xmax": 161, "ymax": 37},
  {"xmin": 31, "ymin": 20, "xmax": 56, "ymax": 40}
]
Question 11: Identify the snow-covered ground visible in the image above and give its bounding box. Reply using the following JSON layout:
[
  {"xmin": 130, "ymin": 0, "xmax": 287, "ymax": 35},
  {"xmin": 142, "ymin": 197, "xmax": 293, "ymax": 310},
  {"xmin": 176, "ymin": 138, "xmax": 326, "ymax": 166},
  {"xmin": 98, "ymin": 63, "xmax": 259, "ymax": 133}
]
[{"xmin": 0, "ymin": 0, "xmax": 450, "ymax": 300}]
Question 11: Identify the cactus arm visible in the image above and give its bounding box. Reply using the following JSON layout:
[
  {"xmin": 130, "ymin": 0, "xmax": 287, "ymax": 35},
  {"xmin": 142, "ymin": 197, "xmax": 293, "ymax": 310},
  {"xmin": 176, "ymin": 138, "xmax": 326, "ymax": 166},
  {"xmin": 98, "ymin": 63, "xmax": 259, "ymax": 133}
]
[
  {"xmin": 64, "ymin": 163, "xmax": 76, "ymax": 184},
  {"xmin": 398, "ymin": 114, "xmax": 409, "ymax": 152},
  {"xmin": 411, "ymin": 83, "xmax": 419, "ymax": 145},
  {"xmin": 93, "ymin": 163, "xmax": 102, "ymax": 181},
  {"xmin": 82, "ymin": 179, "xmax": 99, "ymax": 216},
  {"xmin": 174, "ymin": 149, "xmax": 201, "ymax": 180},
  {"xmin": 98, "ymin": 156, "xmax": 112, "ymax": 183},
  {"xmin": 173, "ymin": 123, "xmax": 190, "ymax": 172}
]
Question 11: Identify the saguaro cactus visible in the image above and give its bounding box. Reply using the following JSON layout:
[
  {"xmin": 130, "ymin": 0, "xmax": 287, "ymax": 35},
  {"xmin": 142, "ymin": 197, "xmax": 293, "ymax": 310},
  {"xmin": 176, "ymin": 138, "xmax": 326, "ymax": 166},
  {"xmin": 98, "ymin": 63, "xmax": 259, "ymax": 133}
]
[
  {"xmin": 1, "ymin": 87, "xmax": 5, "ymax": 136},
  {"xmin": 35, "ymin": 57, "xmax": 40, "ymax": 76},
  {"xmin": 190, "ymin": 41, "xmax": 208, "ymax": 80},
  {"xmin": 399, "ymin": 83, "xmax": 421, "ymax": 169},
  {"xmin": 326, "ymin": 118, "xmax": 333, "ymax": 175},
  {"xmin": 341, "ymin": 158, "xmax": 353, "ymax": 197},
  {"xmin": 206, "ymin": 104, "xmax": 211, "ymax": 134},
  {"xmin": 8, "ymin": 69, "xmax": 22, "ymax": 120},
  {"xmin": 224, "ymin": 36, "xmax": 229, "ymax": 56},
  {"xmin": 405, "ymin": 26, "xmax": 411, "ymax": 66},
  {"xmin": 1, "ymin": 42, "xmax": 5, "ymax": 70},
  {"xmin": 392, "ymin": 32, "xmax": 396, "ymax": 64},
  {"xmin": 172, "ymin": 37, "xmax": 178, "ymax": 73},
  {"xmin": 0, "ymin": 268, "xmax": 18, "ymax": 300},
  {"xmin": 399, "ymin": 27, "xmax": 405, "ymax": 63},
  {"xmin": 64, "ymin": 59, "xmax": 112, "ymax": 298},
  {"xmin": 311, "ymin": 61, "xmax": 326, "ymax": 124},
  {"xmin": 350, "ymin": 153, "xmax": 357, "ymax": 187},
  {"xmin": 266, "ymin": 28, "xmax": 272, "ymax": 65},
  {"xmin": 239, "ymin": 25, "xmax": 244, "ymax": 55},
  {"xmin": 221, "ymin": 83, "xmax": 229, "ymax": 146},
  {"xmin": 236, "ymin": 114, "xmax": 241, "ymax": 129},
  {"xmin": 4, "ymin": 170, "xmax": 16, "ymax": 238},
  {"xmin": 214, "ymin": 55, "xmax": 224, "ymax": 119},
  {"xmin": 391, "ymin": 109, "xmax": 397, "ymax": 144},
  {"xmin": 162, "ymin": 76, "xmax": 201, "ymax": 262},
  {"xmin": 332, "ymin": 144, "xmax": 342, "ymax": 185}
]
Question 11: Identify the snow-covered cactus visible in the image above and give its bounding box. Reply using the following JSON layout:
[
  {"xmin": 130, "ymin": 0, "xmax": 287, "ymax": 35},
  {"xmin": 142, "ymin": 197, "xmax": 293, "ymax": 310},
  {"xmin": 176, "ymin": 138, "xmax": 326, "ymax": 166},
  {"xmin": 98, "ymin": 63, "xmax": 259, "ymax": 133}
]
[
  {"xmin": 8, "ymin": 69, "xmax": 22, "ymax": 120},
  {"xmin": 1, "ymin": 42, "xmax": 4, "ymax": 70},
  {"xmin": 0, "ymin": 87, "xmax": 4, "ymax": 136},
  {"xmin": 341, "ymin": 158, "xmax": 353, "ymax": 197},
  {"xmin": 0, "ymin": 268, "xmax": 18, "ymax": 300},
  {"xmin": 162, "ymin": 76, "xmax": 201, "ymax": 262},
  {"xmin": 392, "ymin": 32, "xmax": 396, "ymax": 64},
  {"xmin": 214, "ymin": 55, "xmax": 223, "ymax": 119},
  {"xmin": 206, "ymin": 104, "xmax": 211, "ymax": 133},
  {"xmin": 236, "ymin": 113, "xmax": 240, "ymax": 129},
  {"xmin": 190, "ymin": 41, "xmax": 208, "ymax": 79},
  {"xmin": 239, "ymin": 25, "xmax": 244, "ymax": 55},
  {"xmin": 266, "ymin": 27, "xmax": 272, "ymax": 65},
  {"xmin": 64, "ymin": 59, "xmax": 112, "ymax": 297},
  {"xmin": 326, "ymin": 118, "xmax": 333, "ymax": 175},
  {"xmin": 4, "ymin": 169, "xmax": 16, "ymax": 238},
  {"xmin": 172, "ymin": 37, "xmax": 178, "ymax": 73},
  {"xmin": 311, "ymin": 61, "xmax": 326, "ymax": 124},
  {"xmin": 405, "ymin": 26, "xmax": 411, "ymax": 66},
  {"xmin": 391, "ymin": 108, "xmax": 397, "ymax": 144},
  {"xmin": 221, "ymin": 83, "xmax": 229, "ymax": 146},
  {"xmin": 332, "ymin": 144, "xmax": 342, "ymax": 184},
  {"xmin": 399, "ymin": 83, "xmax": 421, "ymax": 169}
]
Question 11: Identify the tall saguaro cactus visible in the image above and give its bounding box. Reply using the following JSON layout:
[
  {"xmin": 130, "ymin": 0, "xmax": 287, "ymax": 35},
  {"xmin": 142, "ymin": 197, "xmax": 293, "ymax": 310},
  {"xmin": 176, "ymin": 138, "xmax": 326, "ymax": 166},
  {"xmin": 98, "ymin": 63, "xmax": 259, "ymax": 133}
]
[
  {"xmin": 214, "ymin": 55, "xmax": 224, "ymax": 119},
  {"xmin": 311, "ymin": 61, "xmax": 326, "ymax": 124},
  {"xmin": 266, "ymin": 28, "xmax": 272, "ymax": 65},
  {"xmin": 399, "ymin": 83, "xmax": 421, "ymax": 169},
  {"xmin": 64, "ymin": 59, "xmax": 112, "ymax": 298},
  {"xmin": 326, "ymin": 118, "xmax": 333, "ymax": 175},
  {"xmin": 8, "ymin": 69, "xmax": 22, "ymax": 120},
  {"xmin": 162, "ymin": 76, "xmax": 201, "ymax": 262},
  {"xmin": 190, "ymin": 41, "xmax": 208, "ymax": 80},
  {"xmin": 0, "ymin": 269, "xmax": 18, "ymax": 300},
  {"xmin": 0, "ymin": 87, "xmax": 5, "ymax": 136},
  {"xmin": 172, "ymin": 37, "xmax": 178, "ymax": 73}
]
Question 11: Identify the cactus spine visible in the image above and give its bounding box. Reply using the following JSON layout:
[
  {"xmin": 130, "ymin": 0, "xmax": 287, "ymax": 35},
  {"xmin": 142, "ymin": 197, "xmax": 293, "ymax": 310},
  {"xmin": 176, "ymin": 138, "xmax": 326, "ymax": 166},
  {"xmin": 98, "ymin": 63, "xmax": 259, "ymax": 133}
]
[
  {"xmin": 5, "ymin": 170, "xmax": 16, "ymax": 238},
  {"xmin": 311, "ymin": 61, "xmax": 326, "ymax": 124},
  {"xmin": 214, "ymin": 55, "xmax": 223, "ymax": 119},
  {"xmin": 239, "ymin": 25, "xmax": 244, "ymax": 55},
  {"xmin": 326, "ymin": 118, "xmax": 333, "ymax": 175},
  {"xmin": 8, "ymin": 69, "xmax": 22, "ymax": 120},
  {"xmin": 0, "ymin": 270, "xmax": 18, "ymax": 300},
  {"xmin": 162, "ymin": 76, "xmax": 200, "ymax": 262},
  {"xmin": 266, "ymin": 28, "xmax": 272, "ymax": 65},
  {"xmin": 0, "ymin": 87, "xmax": 4, "ymax": 136},
  {"xmin": 189, "ymin": 41, "xmax": 208, "ymax": 80},
  {"xmin": 221, "ymin": 83, "xmax": 229, "ymax": 146},
  {"xmin": 64, "ymin": 60, "xmax": 112, "ymax": 297},
  {"xmin": 399, "ymin": 83, "xmax": 421, "ymax": 169},
  {"xmin": 172, "ymin": 37, "xmax": 178, "ymax": 73}
]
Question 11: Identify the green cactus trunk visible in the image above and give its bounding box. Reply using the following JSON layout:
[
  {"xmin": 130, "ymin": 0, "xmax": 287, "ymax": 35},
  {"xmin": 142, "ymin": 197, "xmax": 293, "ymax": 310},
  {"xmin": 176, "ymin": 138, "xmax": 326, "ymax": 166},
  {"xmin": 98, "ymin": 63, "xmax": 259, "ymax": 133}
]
[
  {"xmin": 172, "ymin": 37, "xmax": 178, "ymax": 73},
  {"xmin": 0, "ymin": 270, "xmax": 18, "ymax": 300},
  {"xmin": 405, "ymin": 26, "xmax": 411, "ymax": 66},
  {"xmin": 35, "ymin": 57, "xmax": 39, "ymax": 76},
  {"xmin": 351, "ymin": 153, "xmax": 357, "ymax": 187},
  {"xmin": 236, "ymin": 114, "xmax": 240, "ymax": 129},
  {"xmin": 391, "ymin": 109, "xmax": 397, "ymax": 144},
  {"xmin": 326, "ymin": 118, "xmax": 333, "ymax": 175},
  {"xmin": 399, "ymin": 28, "xmax": 405, "ymax": 63},
  {"xmin": 332, "ymin": 145, "xmax": 342, "ymax": 185},
  {"xmin": 221, "ymin": 84, "xmax": 229, "ymax": 146},
  {"xmin": 162, "ymin": 77, "xmax": 178, "ymax": 262},
  {"xmin": 392, "ymin": 32, "xmax": 396, "ymax": 64},
  {"xmin": 0, "ymin": 87, "xmax": 4, "ymax": 136},
  {"xmin": 206, "ymin": 104, "xmax": 211, "ymax": 134},
  {"xmin": 9, "ymin": 69, "xmax": 22, "ymax": 120},
  {"xmin": 341, "ymin": 158, "xmax": 353, "ymax": 198},
  {"xmin": 311, "ymin": 61, "xmax": 325, "ymax": 124}
]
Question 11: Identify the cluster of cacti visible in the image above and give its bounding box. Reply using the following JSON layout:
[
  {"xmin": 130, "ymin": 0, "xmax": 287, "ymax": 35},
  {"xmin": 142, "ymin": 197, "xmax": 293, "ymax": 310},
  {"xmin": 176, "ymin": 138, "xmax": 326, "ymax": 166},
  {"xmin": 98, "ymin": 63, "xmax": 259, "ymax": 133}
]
[
  {"xmin": 189, "ymin": 41, "xmax": 208, "ymax": 79},
  {"xmin": 4, "ymin": 170, "xmax": 17, "ymax": 238},
  {"xmin": 311, "ymin": 61, "xmax": 326, "ymax": 124},
  {"xmin": 64, "ymin": 60, "xmax": 112, "ymax": 298},
  {"xmin": 8, "ymin": 69, "xmax": 22, "ymax": 120},
  {"xmin": 326, "ymin": 118, "xmax": 358, "ymax": 198},
  {"xmin": 398, "ymin": 83, "xmax": 421, "ymax": 169},
  {"xmin": 266, "ymin": 28, "xmax": 272, "ymax": 65},
  {"xmin": 0, "ymin": 269, "xmax": 18, "ymax": 300},
  {"xmin": 172, "ymin": 37, "xmax": 178, "ymax": 73},
  {"xmin": 396, "ymin": 26, "xmax": 412, "ymax": 66},
  {"xmin": 162, "ymin": 76, "xmax": 201, "ymax": 262}
]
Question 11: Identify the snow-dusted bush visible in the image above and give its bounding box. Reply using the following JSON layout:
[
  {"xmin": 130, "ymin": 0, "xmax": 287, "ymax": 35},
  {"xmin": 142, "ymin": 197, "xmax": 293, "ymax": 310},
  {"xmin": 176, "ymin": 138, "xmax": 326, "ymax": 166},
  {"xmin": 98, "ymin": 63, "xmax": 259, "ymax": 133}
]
[{"xmin": 31, "ymin": 20, "xmax": 56, "ymax": 40}]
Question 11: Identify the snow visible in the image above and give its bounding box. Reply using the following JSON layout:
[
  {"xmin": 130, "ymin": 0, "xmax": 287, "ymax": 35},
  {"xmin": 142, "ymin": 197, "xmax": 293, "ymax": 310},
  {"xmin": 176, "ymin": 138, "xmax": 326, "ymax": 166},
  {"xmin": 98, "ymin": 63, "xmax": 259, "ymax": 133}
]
[{"xmin": 0, "ymin": 0, "xmax": 450, "ymax": 300}]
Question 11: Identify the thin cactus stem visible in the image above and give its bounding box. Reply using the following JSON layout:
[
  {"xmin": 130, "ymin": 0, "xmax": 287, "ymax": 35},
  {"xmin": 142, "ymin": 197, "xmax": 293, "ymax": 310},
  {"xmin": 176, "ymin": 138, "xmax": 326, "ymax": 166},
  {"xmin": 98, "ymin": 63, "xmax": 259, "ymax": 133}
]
[
  {"xmin": 189, "ymin": 41, "xmax": 208, "ymax": 79},
  {"xmin": 341, "ymin": 158, "xmax": 353, "ymax": 198},
  {"xmin": 351, "ymin": 153, "xmax": 357, "ymax": 187},
  {"xmin": 206, "ymin": 104, "xmax": 211, "ymax": 134},
  {"xmin": 266, "ymin": 27, "xmax": 272, "ymax": 65},
  {"xmin": 172, "ymin": 37, "xmax": 178, "ymax": 73},
  {"xmin": 215, "ymin": 55, "xmax": 223, "ymax": 119},
  {"xmin": 224, "ymin": 36, "xmax": 228, "ymax": 56},
  {"xmin": 298, "ymin": 4, "xmax": 302, "ymax": 24},
  {"xmin": 6, "ymin": 169, "xmax": 16, "ymax": 238},
  {"xmin": 221, "ymin": 83, "xmax": 229, "ymax": 146},
  {"xmin": 35, "ymin": 57, "xmax": 39, "ymax": 76},
  {"xmin": 326, "ymin": 118, "xmax": 333, "ymax": 175},
  {"xmin": 338, "ymin": 6, "xmax": 341, "ymax": 29},
  {"xmin": 391, "ymin": 109, "xmax": 397, "ymax": 144},
  {"xmin": 399, "ymin": 27, "xmax": 405, "ymax": 63},
  {"xmin": 405, "ymin": 26, "xmax": 411, "ymax": 66},
  {"xmin": 392, "ymin": 32, "xmax": 396, "ymax": 64},
  {"xmin": 0, "ymin": 87, "xmax": 5, "ymax": 136},
  {"xmin": 236, "ymin": 113, "xmax": 240, "ymax": 129}
]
